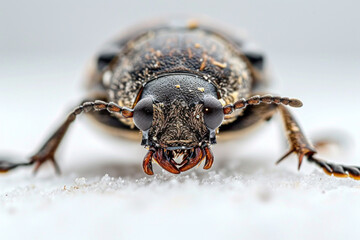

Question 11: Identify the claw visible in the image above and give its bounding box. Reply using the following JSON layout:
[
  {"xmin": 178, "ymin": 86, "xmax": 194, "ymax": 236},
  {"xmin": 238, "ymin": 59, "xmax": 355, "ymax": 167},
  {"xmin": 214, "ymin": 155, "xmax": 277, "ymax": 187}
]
[
  {"xmin": 153, "ymin": 149, "xmax": 180, "ymax": 174},
  {"xmin": 179, "ymin": 147, "xmax": 205, "ymax": 172},
  {"xmin": 51, "ymin": 158, "xmax": 61, "ymax": 175},
  {"xmin": 203, "ymin": 146, "xmax": 214, "ymax": 170},
  {"xmin": 298, "ymin": 153, "xmax": 305, "ymax": 170},
  {"xmin": 276, "ymin": 149, "xmax": 295, "ymax": 165},
  {"xmin": 276, "ymin": 148, "xmax": 315, "ymax": 171},
  {"xmin": 31, "ymin": 155, "xmax": 45, "ymax": 175},
  {"xmin": 31, "ymin": 153, "xmax": 61, "ymax": 175},
  {"xmin": 142, "ymin": 150, "xmax": 154, "ymax": 175},
  {"xmin": 0, "ymin": 154, "xmax": 59, "ymax": 174}
]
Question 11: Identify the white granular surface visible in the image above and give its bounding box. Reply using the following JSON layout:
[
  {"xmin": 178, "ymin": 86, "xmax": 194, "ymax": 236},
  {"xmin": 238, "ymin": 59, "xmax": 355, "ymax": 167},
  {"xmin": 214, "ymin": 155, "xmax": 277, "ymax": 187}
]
[
  {"xmin": 1, "ymin": 141, "xmax": 360, "ymax": 240},
  {"xmin": 1, "ymin": 41, "xmax": 360, "ymax": 240}
]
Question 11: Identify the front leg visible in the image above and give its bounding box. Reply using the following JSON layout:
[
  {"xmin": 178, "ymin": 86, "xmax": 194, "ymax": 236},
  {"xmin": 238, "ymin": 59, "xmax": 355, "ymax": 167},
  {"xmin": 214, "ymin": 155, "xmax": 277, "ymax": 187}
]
[
  {"xmin": 276, "ymin": 105, "xmax": 317, "ymax": 170},
  {"xmin": 223, "ymin": 94, "xmax": 360, "ymax": 180},
  {"xmin": 0, "ymin": 100, "xmax": 133, "ymax": 174},
  {"xmin": 277, "ymin": 105, "xmax": 360, "ymax": 180}
]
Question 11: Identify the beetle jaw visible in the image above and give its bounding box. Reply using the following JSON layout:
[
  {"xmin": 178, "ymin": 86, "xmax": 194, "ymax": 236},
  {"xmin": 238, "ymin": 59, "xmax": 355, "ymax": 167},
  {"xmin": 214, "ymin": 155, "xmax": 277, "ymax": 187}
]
[
  {"xmin": 142, "ymin": 145, "xmax": 214, "ymax": 175},
  {"xmin": 141, "ymin": 129, "xmax": 216, "ymax": 175}
]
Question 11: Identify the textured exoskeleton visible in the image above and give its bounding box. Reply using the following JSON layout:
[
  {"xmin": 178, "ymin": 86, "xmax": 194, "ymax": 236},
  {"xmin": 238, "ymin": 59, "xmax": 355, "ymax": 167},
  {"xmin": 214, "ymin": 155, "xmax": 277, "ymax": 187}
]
[{"xmin": 1, "ymin": 19, "xmax": 359, "ymax": 179}]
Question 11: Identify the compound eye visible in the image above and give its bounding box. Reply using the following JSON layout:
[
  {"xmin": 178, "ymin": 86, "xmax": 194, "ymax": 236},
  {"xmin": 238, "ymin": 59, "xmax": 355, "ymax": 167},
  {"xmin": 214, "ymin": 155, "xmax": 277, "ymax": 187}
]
[
  {"xmin": 133, "ymin": 97, "xmax": 154, "ymax": 131},
  {"xmin": 203, "ymin": 95, "xmax": 224, "ymax": 130}
]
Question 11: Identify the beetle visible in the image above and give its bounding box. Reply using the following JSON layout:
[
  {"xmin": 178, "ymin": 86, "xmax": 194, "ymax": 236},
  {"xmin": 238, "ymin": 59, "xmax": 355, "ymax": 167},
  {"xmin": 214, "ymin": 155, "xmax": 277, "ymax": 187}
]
[{"xmin": 1, "ymin": 18, "xmax": 359, "ymax": 179}]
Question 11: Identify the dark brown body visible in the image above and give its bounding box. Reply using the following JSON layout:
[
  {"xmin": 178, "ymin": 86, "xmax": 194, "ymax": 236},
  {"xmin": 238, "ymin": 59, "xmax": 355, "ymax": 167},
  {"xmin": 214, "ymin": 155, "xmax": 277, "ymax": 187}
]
[
  {"xmin": 2, "ymin": 18, "xmax": 359, "ymax": 179},
  {"xmin": 86, "ymin": 19, "xmax": 267, "ymax": 142}
]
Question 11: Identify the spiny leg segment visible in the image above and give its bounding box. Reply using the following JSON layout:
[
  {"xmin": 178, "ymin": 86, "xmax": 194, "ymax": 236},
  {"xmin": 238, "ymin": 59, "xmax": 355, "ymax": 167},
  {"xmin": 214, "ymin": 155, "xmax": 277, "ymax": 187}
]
[
  {"xmin": 276, "ymin": 105, "xmax": 360, "ymax": 180},
  {"xmin": 223, "ymin": 94, "xmax": 360, "ymax": 180},
  {"xmin": 0, "ymin": 100, "xmax": 133, "ymax": 174}
]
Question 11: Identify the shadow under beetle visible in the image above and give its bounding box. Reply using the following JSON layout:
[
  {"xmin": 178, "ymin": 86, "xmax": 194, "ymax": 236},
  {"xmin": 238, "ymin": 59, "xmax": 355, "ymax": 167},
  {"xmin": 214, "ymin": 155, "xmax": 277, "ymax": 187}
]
[{"xmin": 1, "ymin": 18, "xmax": 359, "ymax": 179}]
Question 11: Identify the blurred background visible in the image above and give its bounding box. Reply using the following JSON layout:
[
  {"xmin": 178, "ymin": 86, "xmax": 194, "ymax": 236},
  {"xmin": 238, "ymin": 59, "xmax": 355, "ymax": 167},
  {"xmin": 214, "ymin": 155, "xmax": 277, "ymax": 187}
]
[
  {"xmin": 1, "ymin": 0, "xmax": 360, "ymax": 239},
  {"xmin": 1, "ymin": 0, "xmax": 359, "ymax": 157}
]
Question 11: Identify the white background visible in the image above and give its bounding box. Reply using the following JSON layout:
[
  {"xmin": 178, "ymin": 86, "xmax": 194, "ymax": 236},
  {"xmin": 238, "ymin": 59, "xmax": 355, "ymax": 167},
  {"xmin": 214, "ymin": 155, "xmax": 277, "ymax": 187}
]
[{"xmin": 1, "ymin": 1, "xmax": 360, "ymax": 239}]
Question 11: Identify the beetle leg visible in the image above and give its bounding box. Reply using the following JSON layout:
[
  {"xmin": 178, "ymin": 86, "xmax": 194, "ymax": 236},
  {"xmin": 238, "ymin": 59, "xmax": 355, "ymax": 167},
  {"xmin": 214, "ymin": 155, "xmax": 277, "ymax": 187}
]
[
  {"xmin": 223, "ymin": 99, "xmax": 360, "ymax": 180},
  {"xmin": 0, "ymin": 160, "xmax": 32, "ymax": 173},
  {"xmin": 0, "ymin": 100, "xmax": 133, "ymax": 174},
  {"xmin": 307, "ymin": 155, "xmax": 360, "ymax": 180},
  {"xmin": 276, "ymin": 105, "xmax": 317, "ymax": 170},
  {"xmin": 276, "ymin": 105, "xmax": 360, "ymax": 180}
]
